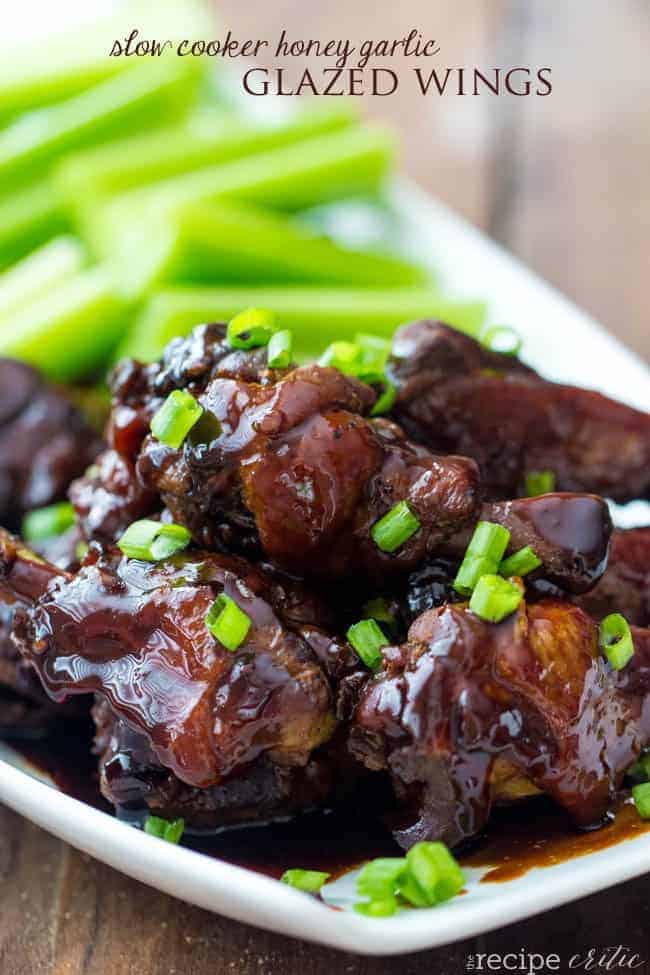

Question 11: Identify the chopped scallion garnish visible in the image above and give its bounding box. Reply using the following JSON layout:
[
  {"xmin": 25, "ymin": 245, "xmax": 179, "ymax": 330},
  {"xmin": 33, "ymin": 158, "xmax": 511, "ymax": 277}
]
[
  {"xmin": 405, "ymin": 841, "xmax": 465, "ymax": 905},
  {"xmin": 370, "ymin": 378, "xmax": 397, "ymax": 417},
  {"xmin": 469, "ymin": 574, "xmax": 522, "ymax": 623},
  {"xmin": 632, "ymin": 782, "xmax": 650, "ymax": 819},
  {"xmin": 117, "ymin": 519, "xmax": 191, "ymax": 562},
  {"xmin": 347, "ymin": 618, "xmax": 388, "ymax": 671},
  {"xmin": 144, "ymin": 815, "xmax": 185, "ymax": 844},
  {"xmin": 371, "ymin": 500, "xmax": 420, "ymax": 553},
  {"xmin": 267, "ymin": 328, "xmax": 293, "ymax": 368},
  {"xmin": 354, "ymin": 842, "xmax": 464, "ymax": 917},
  {"xmin": 525, "ymin": 470, "xmax": 556, "ymax": 496},
  {"xmin": 227, "ymin": 307, "xmax": 277, "ymax": 349},
  {"xmin": 281, "ymin": 869, "xmax": 330, "ymax": 893},
  {"xmin": 481, "ymin": 324, "xmax": 522, "ymax": 357},
  {"xmin": 150, "ymin": 389, "xmax": 203, "ymax": 450},
  {"xmin": 453, "ymin": 521, "xmax": 511, "ymax": 596},
  {"xmin": 319, "ymin": 340, "xmax": 362, "ymax": 373},
  {"xmin": 599, "ymin": 613, "xmax": 635, "ymax": 670},
  {"xmin": 205, "ymin": 593, "xmax": 251, "ymax": 651},
  {"xmin": 22, "ymin": 502, "xmax": 76, "ymax": 542},
  {"xmin": 499, "ymin": 545, "xmax": 541, "ymax": 578}
]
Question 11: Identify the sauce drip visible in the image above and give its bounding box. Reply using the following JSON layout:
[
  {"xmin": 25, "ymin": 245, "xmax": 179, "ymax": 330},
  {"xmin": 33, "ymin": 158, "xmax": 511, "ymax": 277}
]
[
  {"xmin": 5, "ymin": 731, "xmax": 649, "ymax": 884},
  {"xmin": 461, "ymin": 797, "xmax": 650, "ymax": 882}
]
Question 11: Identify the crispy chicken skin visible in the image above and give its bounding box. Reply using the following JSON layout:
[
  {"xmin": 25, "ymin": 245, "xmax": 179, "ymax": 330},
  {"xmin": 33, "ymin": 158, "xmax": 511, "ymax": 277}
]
[
  {"xmin": 351, "ymin": 598, "xmax": 650, "ymax": 849},
  {"xmin": 388, "ymin": 321, "xmax": 650, "ymax": 503}
]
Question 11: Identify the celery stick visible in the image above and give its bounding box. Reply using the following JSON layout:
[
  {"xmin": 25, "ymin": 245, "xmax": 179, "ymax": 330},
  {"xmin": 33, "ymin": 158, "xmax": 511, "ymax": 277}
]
[
  {"xmin": 0, "ymin": 269, "xmax": 126, "ymax": 381},
  {"xmin": 0, "ymin": 0, "xmax": 212, "ymax": 117},
  {"xmin": 0, "ymin": 236, "xmax": 85, "ymax": 318},
  {"xmin": 55, "ymin": 103, "xmax": 358, "ymax": 204},
  {"xmin": 89, "ymin": 125, "xmax": 396, "ymax": 252},
  {"xmin": 0, "ymin": 183, "xmax": 68, "ymax": 269},
  {"xmin": 112, "ymin": 199, "xmax": 429, "ymax": 296},
  {"xmin": 0, "ymin": 56, "xmax": 125, "ymax": 119},
  {"xmin": 0, "ymin": 59, "xmax": 202, "ymax": 187},
  {"xmin": 120, "ymin": 287, "xmax": 487, "ymax": 363}
]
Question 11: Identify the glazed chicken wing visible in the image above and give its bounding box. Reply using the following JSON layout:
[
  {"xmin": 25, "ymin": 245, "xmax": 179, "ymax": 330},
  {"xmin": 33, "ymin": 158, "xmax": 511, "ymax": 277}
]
[
  {"xmin": 388, "ymin": 321, "xmax": 650, "ymax": 503},
  {"xmin": 1, "ymin": 530, "xmax": 338, "ymax": 790},
  {"xmin": 351, "ymin": 597, "xmax": 650, "ymax": 849}
]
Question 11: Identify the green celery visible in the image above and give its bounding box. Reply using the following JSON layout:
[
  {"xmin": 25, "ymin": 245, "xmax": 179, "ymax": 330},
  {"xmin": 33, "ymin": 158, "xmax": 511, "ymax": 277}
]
[
  {"xmin": 120, "ymin": 287, "xmax": 487, "ymax": 363},
  {"xmin": 111, "ymin": 199, "xmax": 429, "ymax": 296},
  {"xmin": 0, "ymin": 0, "xmax": 212, "ymax": 117},
  {"xmin": 54, "ymin": 103, "xmax": 358, "ymax": 205},
  {"xmin": 0, "ymin": 236, "xmax": 85, "ymax": 318},
  {"xmin": 0, "ymin": 59, "xmax": 202, "ymax": 187},
  {"xmin": 0, "ymin": 183, "xmax": 68, "ymax": 269},
  {"xmin": 86, "ymin": 125, "xmax": 396, "ymax": 253},
  {"xmin": 0, "ymin": 268, "xmax": 126, "ymax": 381}
]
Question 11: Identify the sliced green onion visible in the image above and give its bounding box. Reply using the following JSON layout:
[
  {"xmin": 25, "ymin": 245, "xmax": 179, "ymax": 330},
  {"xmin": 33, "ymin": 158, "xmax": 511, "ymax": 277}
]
[
  {"xmin": 482, "ymin": 325, "xmax": 522, "ymax": 357},
  {"xmin": 227, "ymin": 307, "xmax": 276, "ymax": 349},
  {"xmin": 347, "ymin": 619, "xmax": 388, "ymax": 671},
  {"xmin": 319, "ymin": 339, "xmax": 361, "ymax": 373},
  {"xmin": 150, "ymin": 389, "xmax": 203, "ymax": 449},
  {"xmin": 627, "ymin": 752, "xmax": 650, "ymax": 784},
  {"xmin": 22, "ymin": 502, "xmax": 75, "ymax": 542},
  {"xmin": 267, "ymin": 328, "xmax": 293, "ymax": 368},
  {"xmin": 355, "ymin": 332, "xmax": 391, "ymax": 368},
  {"xmin": 499, "ymin": 545, "xmax": 542, "ymax": 578},
  {"xmin": 354, "ymin": 898, "xmax": 398, "ymax": 917},
  {"xmin": 525, "ymin": 470, "xmax": 556, "ymax": 496},
  {"xmin": 357, "ymin": 857, "xmax": 406, "ymax": 900},
  {"xmin": 281, "ymin": 869, "xmax": 330, "ymax": 893},
  {"xmin": 144, "ymin": 815, "xmax": 185, "ymax": 844},
  {"xmin": 469, "ymin": 574, "xmax": 522, "ymax": 623},
  {"xmin": 404, "ymin": 842, "xmax": 465, "ymax": 906},
  {"xmin": 632, "ymin": 782, "xmax": 650, "ymax": 820},
  {"xmin": 117, "ymin": 519, "xmax": 191, "ymax": 562},
  {"xmin": 362, "ymin": 597, "xmax": 395, "ymax": 626},
  {"xmin": 371, "ymin": 500, "xmax": 420, "ymax": 553},
  {"xmin": 370, "ymin": 378, "xmax": 397, "ymax": 417},
  {"xmin": 599, "ymin": 613, "xmax": 635, "ymax": 671},
  {"xmin": 205, "ymin": 593, "xmax": 251, "ymax": 651},
  {"xmin": 354, "ymin": 843, "xmax": 464, "ymax": 917},
  {"xmin": 453, "ymin": 521, "xmax": 511, "ymax": 596}
]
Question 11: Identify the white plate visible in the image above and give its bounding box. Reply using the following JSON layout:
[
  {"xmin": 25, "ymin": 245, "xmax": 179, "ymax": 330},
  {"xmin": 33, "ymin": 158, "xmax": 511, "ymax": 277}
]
[{"xmin": 1, "ymin": 181, "xmax": 649, "ymax": 956}]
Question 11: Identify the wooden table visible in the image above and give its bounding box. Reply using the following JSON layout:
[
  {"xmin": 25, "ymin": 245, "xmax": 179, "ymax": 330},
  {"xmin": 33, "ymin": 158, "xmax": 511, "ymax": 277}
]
[{"xmin": 1, "ymin": 2, "xmax": 649, "ymax": 973}]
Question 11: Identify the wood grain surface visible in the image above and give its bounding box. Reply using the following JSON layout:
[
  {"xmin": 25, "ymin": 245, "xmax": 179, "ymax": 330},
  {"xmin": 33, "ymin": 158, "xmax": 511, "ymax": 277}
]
[{"xmin": 1, "ymin": 2, "xmax": 649, "ymax": 973}]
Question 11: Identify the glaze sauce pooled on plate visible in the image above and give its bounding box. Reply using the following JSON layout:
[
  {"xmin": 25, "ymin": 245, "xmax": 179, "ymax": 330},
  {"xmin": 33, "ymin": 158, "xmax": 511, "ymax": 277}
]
[
  {"xmin": 5, "ymin": 728, "xmax": 649, "ymax": 884},
  {"xmin": 461, "ymin": 797, "xmax": 650, "ymax": 882}
]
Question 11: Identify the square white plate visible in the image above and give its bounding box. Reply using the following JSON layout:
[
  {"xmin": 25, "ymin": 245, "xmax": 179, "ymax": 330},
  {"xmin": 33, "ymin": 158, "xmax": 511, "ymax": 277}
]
[{"xmin": 0, "ymin": 180, "xmax": 648, "ymax": 956}]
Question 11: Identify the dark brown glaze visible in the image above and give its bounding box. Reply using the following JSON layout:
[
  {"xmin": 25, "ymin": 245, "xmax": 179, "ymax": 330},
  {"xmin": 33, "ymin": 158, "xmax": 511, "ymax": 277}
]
[
  {"xmin": 350, "ymin": 598, "xmax": 650, "ymax": 850},
  {"xmin": 92, "ymin": 697, "xmax": 338, "ymax": 831},
  {"xmin": 574, "ymin": 528, "xmax": 650, "ymax": 626},
  {"xmin": 0, "ymin": 530, "xmax": 87, "ymax": 736},
  {"xmin": 447, "ymin": 494, "xmax": 613, "ymax": 595},
  {"xmin": 70, "ymin": 323, "xmax": 282, "ymax": 546},
  {"xmin": 388, "ymin": 321, "xmax": 650, "ymax": 503},
  {"xmin": 132, "ymin": 328, "xmax": 481, "ymax": 581},
  {"xmin": 463, "ymin": 797, "xmax": 650, "ymax": 883},
  {"xmin": 0, "ymin": 358, "xmax": 102, "ymax": 530},
  {"xmin": 3, "ymin": 535, "xmax": 338, "ymax": 790},
  {"xmin": 70, "ymin": 449, "xmax": 157, "ymax": 545}
]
